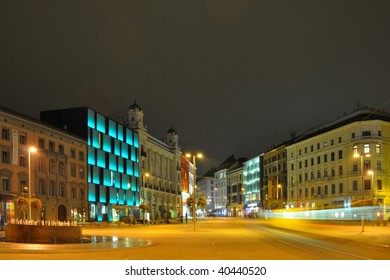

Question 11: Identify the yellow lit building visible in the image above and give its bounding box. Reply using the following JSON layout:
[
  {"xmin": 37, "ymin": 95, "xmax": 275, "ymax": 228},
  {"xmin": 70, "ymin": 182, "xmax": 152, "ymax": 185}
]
[{"xmin": 286, "ymin": 109, "xmax": 390, "ymax": 220}]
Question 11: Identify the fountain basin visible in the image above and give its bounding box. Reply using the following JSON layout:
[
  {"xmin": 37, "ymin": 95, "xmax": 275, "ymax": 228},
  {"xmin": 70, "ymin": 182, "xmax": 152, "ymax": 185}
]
[{"xmin": 5, "ymin": 224, "xmax": 82, "ymax": 244}]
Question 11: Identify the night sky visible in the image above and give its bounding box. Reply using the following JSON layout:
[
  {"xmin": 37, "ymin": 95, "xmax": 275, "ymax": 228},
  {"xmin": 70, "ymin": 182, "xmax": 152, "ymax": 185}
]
[{"xmin": 1, "ymin": 1, "xmax": 390, "ymax": 175}]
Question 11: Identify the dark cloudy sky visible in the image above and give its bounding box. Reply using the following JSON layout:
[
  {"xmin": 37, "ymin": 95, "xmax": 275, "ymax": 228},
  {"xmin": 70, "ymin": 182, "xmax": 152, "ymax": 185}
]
[{"xmin": 1, "ymin": 1, "xmax": 390, "ymax": 174}]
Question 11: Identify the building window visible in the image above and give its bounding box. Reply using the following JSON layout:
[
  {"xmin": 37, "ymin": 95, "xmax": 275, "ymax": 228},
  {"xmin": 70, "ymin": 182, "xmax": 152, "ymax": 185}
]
[
  {"xmin": 339, "ymin": 165, "xmax": 343, "ymax": 176},
  {"xmin": 59, "ymin": 183, "xmax": 65, "ymax": 197},
  {"xmin": 317, "ymin": 156, "xmax": 321, "ymax": 164},
  {"xmin": 19, "ymin": 155, "xmax": 27, "ymax": 167},
  {"xmin": 20, "ymin": 179, "xmax": 27, "ymax": 193},
  {"xmin": 376, "ymin": 161, "xmax": 381, "ymax": 171},
  {"xmin": 331, "ymin": 152, "xmax": 335, "ymax": 161},
  {"xmin": 58, "ymin": 144, "xmax": 64, "ymax": 155},
  {"xmin": 331, "ymin": 167, "xmax": 335, "ymax": 177},
  {"xmin": 19, "ymin": 134, "xmax": 26, "ymax": 144},
  {"xmin": 49, "ymin": 182, "xmax": 56, "ymax": 196},
  {"xmin": 317, "ymin": 170, "xmax": 321, "ymax": 178},
  {"xmin": 79, "ymin": 167, "xmax": 85, "ymax": 179},
  {"xmin": 364, "ymin": 179, "xmax": 371, "ymax": 190},
  {"xmin": 353, "ymin": 145, "xmax": 358, "ymax": 156},
  {"xmin": 71, "ymin": 187, "xmax": 77, "ymax": 199},
  {"xmin": 324, "ymin": 185, "xmax": 328, "ymax": 195},
  {"xmin": 70, "ymin": 164, "xmax": 76, "ymax": 177},
  {"xmin": 352, "ymin": 132, "xmax": 355, "ymax": 139},
  {"xmin": 338, "ymin": 137, "xmax": 342, "ymax": 143},
  {"xmin": 362, "ymin": 131, "xmax": 371, "ymax": 136},
  {"xmin": 363, "ymin": 160, "xmax": 371, "ymax": 171},
  {"xmin": 39, "ymin": 138, "xmax": 45, "ymax": 149},
  {"xmin": 352, "ymin": 181, "xmax": 358, "ymax": 191},
  {"xmin": 338, "ymin": 150, "xmax": 343, "ymax": 159},
  {"xmin": 38, "ymin": 180, "xmax": 45, "ymax": 195},
  {"xmin": 2, "ymin": 151, "xmax": 10, "ymax": 163},
  {"xmin": 353, "ymin": 161, "xmax": 358, "ymax": 172},
  {"xmin": 376, "ymin": 144, "xmax": 381, "ymax": 154},
  {"xmin": 339, "ymin": 183, "xmax": 343, "ymax": 194},
  {"xmin": 70, "ymin": 148, "xmax": 76, "ymax": 159},
  {"xmin": 79, "ymin": 151, "xmax": 84, "ymax": 161},
  {"xmin": 363, "ymin": 144, "xmax": 370, "ymax": 154},
  {"xmin": 2, "ymin": 128, "xmax": 10, "ymax": 140},
  {"xmin": 377, "ymin": 180, "xmax": 382, "ymax": 191},
  {"xmin": 331, "ymin": 184, "xmax": 335, "ymax": 194},
  {"xmin": 49, "ymin": 141, "xmax": 55, "ymax": 152},
  {"xmin": 2, "ymin": 177, "xmax": 10, "ymax": 191},
  {"xmin": 378, "ymin": 130, "xmax": 381, "ymax": 136}
]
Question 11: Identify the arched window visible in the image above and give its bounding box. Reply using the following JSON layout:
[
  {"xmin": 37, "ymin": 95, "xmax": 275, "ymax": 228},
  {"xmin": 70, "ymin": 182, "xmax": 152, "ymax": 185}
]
[
  {"xmin": 38, "ymin": 179, "xmax": 46, "ymax": 195},
  {"xmin": 49, "ymin": 181, "xmax": 56, "ymax": 196},
  {"xmin": 59, "ymin": 183, "xmax": 65, "ymax": 197}
]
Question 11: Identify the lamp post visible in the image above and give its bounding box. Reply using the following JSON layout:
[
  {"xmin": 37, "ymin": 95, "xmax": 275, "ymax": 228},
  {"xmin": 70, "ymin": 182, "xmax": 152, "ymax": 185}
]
[
  {"xmin": 28, "ymin": 147, "xmax": 37, "ymax": 220},
  {"xmin": 354, "ymin": 152, "xmax": 370, "ymax": 232},
  {"xmin": 186, "ymin": 152, "xmax": 203, "ymax": 232}
]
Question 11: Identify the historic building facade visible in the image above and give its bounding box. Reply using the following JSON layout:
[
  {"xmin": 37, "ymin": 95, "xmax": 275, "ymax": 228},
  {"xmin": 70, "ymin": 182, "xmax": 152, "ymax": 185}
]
[
  {"xmin": 262, "ymin": 144, "xmax": 289, "ymax": 210},
  {"xmin": 127, "ymin": 101, "xmax": 182, "ymax": 222},
  {"xmin": 1, "ymin": 106, "xmax": 87, "ymax": 223},
  {"xmin": 286, "ymin": 109, "xmax": 390, "ymax": 219},
  {"xmin": 226, "ymin": 162, "xmax": 245, "ymax": 217}
]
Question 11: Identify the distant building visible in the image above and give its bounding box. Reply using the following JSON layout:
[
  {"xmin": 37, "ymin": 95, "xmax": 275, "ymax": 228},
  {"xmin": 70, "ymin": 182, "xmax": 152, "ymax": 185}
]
[
  {"xmin": 1, "ymin": 106, "xmax": 87, "ymax": 222},
  {"xmin": 286, "ymin": 109, "xmax": 390, "ymax": 219},
  {"xmin": 243, "ymin": 155, "xmax": 262, "ymax": 215},
  {"xmin": 226, "ymin": 158, "xmax": 246, "ymax": 217},
  {"xmin": 197, "ymin": 168, "xmax": 216, "ymax": 214},
  {"xmin": 41, "ymin": 107, "xmax": 139, "ymax": 222}
]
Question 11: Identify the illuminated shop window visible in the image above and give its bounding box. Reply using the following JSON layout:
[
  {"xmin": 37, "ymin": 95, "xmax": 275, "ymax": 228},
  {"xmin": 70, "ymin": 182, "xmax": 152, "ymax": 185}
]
[
  {"xmin": 96, "ymin": 113, "xmax": 105, "ymax": 133},
  {"xmin": 87, "ymin": 109, "xmax": 95, "ymax": 129},
  {"xmin": 108, "ymin": 119, "xmax": 117, "ymax": 138}
]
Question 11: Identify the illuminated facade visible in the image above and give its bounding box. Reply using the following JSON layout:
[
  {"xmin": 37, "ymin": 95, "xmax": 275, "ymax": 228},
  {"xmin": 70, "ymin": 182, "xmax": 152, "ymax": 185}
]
[
  {"xmin": 286, "ymin": 109, "xmax": 390, "ymax": 219},
  {"xmin": 128, "ymin": 101, "xmax": 181, "ymax": 222},
  {"xmin": 243, "ymin": 155, "xmax": 262, "ymax": 214},
  {"xmin": 1, "ymin": 106, "xmax": 87, "ymax": 223},
  {"xmin": 41, "ymin": 107, "xmax": 140, "ymax": 222},
  {"xmin": 197, "ymin": 169, "xmax": 215, "ymax": 214}
]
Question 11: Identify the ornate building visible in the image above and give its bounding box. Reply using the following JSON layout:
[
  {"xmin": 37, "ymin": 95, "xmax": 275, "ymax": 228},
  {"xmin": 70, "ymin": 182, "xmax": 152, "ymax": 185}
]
[
  {"xmin": 127, "ymin": 101, "xmax": 182, "ymax": 222},
  {"xmin": 1, "ymin": 106, "xmax": 87, "ymax": 223},
  {"xmin": 286, "ymin": 109, "xmax": 390, "ymax": 220}
]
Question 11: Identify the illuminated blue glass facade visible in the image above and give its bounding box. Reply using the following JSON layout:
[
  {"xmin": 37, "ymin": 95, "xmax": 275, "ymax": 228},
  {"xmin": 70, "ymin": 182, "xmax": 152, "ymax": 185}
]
[{"xmin": 87, "ymin": 109, "xmax": 140, "ymax": 221}]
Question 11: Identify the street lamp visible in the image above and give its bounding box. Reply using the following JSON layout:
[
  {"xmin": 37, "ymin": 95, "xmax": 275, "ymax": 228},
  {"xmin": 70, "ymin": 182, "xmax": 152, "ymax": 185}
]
[
  {"xmin": 28, "ymin": 147, "xmax": 37, "ymax": 220},
  {"xmin": 185, "ymin": 152, "xmax": 203, "ymax": 232},
  {"xmin": 354, "ymin": 152, "xmax": 370, "ymax": 232}
]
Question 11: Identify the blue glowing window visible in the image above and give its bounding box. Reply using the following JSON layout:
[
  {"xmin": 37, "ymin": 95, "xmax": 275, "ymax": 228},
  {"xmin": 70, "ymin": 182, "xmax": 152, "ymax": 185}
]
[
  {"xmin": 87, "ymin": 129, "xmax": 91, "ymax": 145},
  {"xmin": 126, "ymin": 190, "xmax": 133, "ymax": 206},
  {"xmin": 131, "ymin": 146, "xmax": 136, "ymax": 162},
  {"xmin": 134, "ymin": 164, "xmax": 139, "ymax": 178},
  {"xmin": 114, "ymin": 172, "xmax": 121, "ymax": 188},
  {"xmin": 103, "ymin": 135, "xmax": 111, "ymax": 152},
  {"xmin": 117, "ymin": 124, "xmax": 124, "ymax": 141},
  {"xmin": 126, "ymin": 129, "xmax": 133, "ymax": 145},
  {"xmin": 109, "ymin": 154, "xmax": 117, "ymax": 171},
  {"xmin": 131, "ymin": 176, "xmax": 137, "ymax": 191},
  {"xmin": 96, "ymin": 113, "xmax": 106, "ymax": 133},
  {"xmin": 108, "ymin": 119, "xmax": 116, "ymax": 138},
  {"xmin": 121, "ymin": 143, "xmax": 129, "ymax": 159},
  {"xmin": 97, "ymin": 150, "xmax": 106, "ymax": 168},
  {"xmin": 122, "ymin": 174, "xmax": 129, "ymax": 189},
  {"xmin": 118, "ymin": 189, "xmax": 124, "ymax": 204},
  {"xmin": 88, "ymin": 183, "xmax": 96, "ymax": 202},
  {"xmin": 134, "ymin": 132, "xmax": 139, "ymax": 148},
  {"xmin": 88, "ymin": 147, "xmax": 96, "ymax": 165},
  {"xmin": 103, "ymin": 169, "xmax": 111, "ymax": 187},
  {"xmin": 126, "ymin": 160, "xmax": 133, "ymax": 176},
  {"xmin": 92, "ymin": 166, "xmax": 100, "ymax": 184},
  {"xmin": 92, "ymin": 130, "xmax": 100, "ymax": 149},
  {"xmin": 87, "ymin": 166, "xmax": 92, "ymax": 183},
  {"xmin": 87, "ymin": 109, "xmax": 95, "ymax": 129},
  {"xmin": 114, "ymin": 139, "xmax": 120, "ymax": 156},
  {"xmin": 118, "ymin": 158, "xmax": 124, "ymax": 173},
  {"xmin": 109, "ymin": 188, "xmax": 117, "ymax": 204},
  {"xmin": 99, "ymin": 185, "xmax": 106, "ymax": 203}
]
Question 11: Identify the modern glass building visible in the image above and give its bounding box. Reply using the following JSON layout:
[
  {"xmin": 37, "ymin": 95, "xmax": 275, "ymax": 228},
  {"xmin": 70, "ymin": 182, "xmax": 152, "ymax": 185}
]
[
  {"xmin": 243, "ymin": 155, "xmax": 262, "ymax": 215},
  {"xmin": 41, "ymin": 107, "xmax": 140, "ymax": 222}
]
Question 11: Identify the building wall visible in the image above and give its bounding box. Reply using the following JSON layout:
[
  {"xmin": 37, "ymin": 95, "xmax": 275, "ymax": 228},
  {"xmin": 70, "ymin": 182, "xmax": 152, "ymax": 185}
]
[
  {"xmin": 243, "ymin": 156, "xmax": 261, "ymax": 214},
  {"xmin": 214, "ymin": 169, "xmax": 228, "ymax": 215},
  {"xmin": 197, "ymin": 176, "xmax": 214, "ymax": 214},
  {"xmin": 1, "ymin": 107, "xmax": 87, "ymax": 223},
  {"xmin": 227, "ymin": 167, "xmax": 244, "ymax": 217}
]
